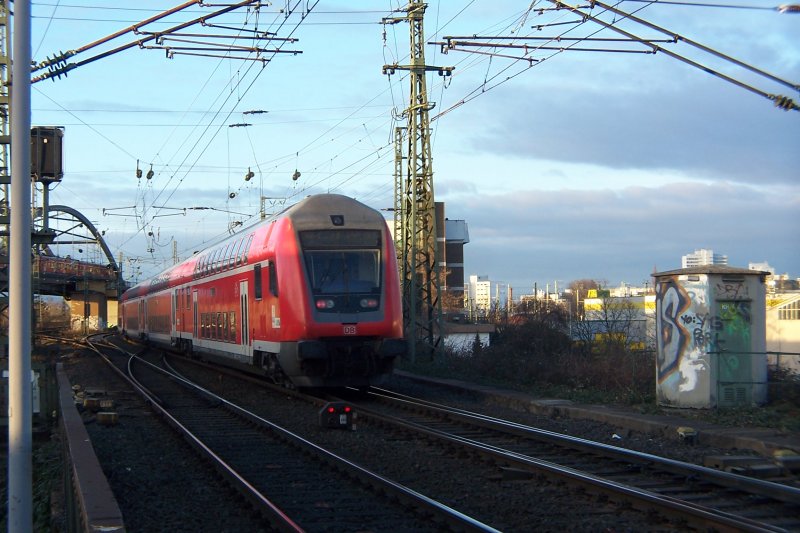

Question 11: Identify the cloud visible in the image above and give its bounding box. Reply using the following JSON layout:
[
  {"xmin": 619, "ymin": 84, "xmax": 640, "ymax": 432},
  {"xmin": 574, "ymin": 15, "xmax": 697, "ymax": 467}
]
[
  {"xmin": 462, "ymin": 74, "xmax": 799, "ymax": 185},
  {"xmin": 450, "ymin": 181, "xmax": 799, "ymax": 290}
]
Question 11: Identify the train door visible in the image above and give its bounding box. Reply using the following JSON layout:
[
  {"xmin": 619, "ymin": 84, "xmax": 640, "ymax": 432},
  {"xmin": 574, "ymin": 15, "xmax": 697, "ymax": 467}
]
[
  {"xmin": 239, "ymin": 280, "xmax": 251, "ymax": 360},
  {"xmin": 138, "ymin": 300, "xmax": 145, "ymax": 338},
  {"xmin": 171, "ymin": 289, "xmax": 178, "ymax": 342},
  {"xmin": 193, "ymin": 290, "xmax": 199, "ymax": 340}
]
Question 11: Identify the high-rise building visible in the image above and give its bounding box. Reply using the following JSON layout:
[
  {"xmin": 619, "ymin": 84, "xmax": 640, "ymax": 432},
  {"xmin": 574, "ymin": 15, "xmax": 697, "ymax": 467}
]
[
  {"xmin": 681, "ymin": 248, "xmax": 728, "ymax": 268},
  {"xmin": 466, "ymin": 275, "xmax": 508, "ymax": 314},
  {"xmin": 443, "ymin": 217, "xmax": 469, "ymax": 304},
  {"xmin": 388, "ymin": 202, "xmax": 470, "ymax": 309}
]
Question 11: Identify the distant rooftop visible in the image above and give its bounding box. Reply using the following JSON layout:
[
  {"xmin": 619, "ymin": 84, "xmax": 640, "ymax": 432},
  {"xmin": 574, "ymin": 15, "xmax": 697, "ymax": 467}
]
[{"xmin": 653, "ymin": 265, "xmax": 770, "ymax": 277}]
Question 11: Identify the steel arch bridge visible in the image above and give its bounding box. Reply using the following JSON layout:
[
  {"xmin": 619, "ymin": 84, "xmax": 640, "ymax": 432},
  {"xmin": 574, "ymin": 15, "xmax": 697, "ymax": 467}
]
[{"xmin": 39, "ymin": 205, "xmax": 119, "ymax": 273}]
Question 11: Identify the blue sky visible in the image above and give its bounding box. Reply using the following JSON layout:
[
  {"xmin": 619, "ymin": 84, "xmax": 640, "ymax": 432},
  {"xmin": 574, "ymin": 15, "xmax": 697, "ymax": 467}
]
[{"xmin": 30, "ymin": 1, "xmax": 799, "ymax": 293}]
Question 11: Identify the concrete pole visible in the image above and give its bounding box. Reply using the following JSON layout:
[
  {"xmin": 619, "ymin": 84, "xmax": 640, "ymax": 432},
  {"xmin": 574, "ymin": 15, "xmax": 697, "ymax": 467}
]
[{"xmin": 9, "ymin": 1, "xmax": 32, "ymax": 530}]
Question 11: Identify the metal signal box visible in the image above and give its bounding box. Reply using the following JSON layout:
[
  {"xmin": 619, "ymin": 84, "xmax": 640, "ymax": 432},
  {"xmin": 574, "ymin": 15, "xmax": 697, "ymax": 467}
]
[{"xmin": 31, "ymin": 126, "xmax": 65, "ymax": 183}]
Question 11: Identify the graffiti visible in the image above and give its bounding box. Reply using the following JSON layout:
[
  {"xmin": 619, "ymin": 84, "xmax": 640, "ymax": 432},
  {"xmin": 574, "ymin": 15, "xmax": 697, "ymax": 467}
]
[
  {"xmin": 714, "ymin": 282, "xmax": 749, "ymax": 300},
  {"xmin": 718, "ymin": 301, "xmax": 752, "ymax": 360},
  {"xmin": 655, "ymin": 279, "xmax": 691, "ymax": 381},
  {"xmin": 678, "ymin": 312, "xmax": 724, "ymax": 352}
]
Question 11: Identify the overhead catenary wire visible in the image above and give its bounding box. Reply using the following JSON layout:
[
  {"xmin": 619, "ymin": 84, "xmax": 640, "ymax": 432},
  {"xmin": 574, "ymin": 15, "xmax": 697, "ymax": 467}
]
[
  {"xmin": 431, "ymin": 0, "xmax": 798, "ymax": 113},
  {"xmin": 31, "ymin": 0, "xmax": 268, "ymax": 83},
  {"xmin": 551, "ymin": 0, "xmax": 799, "ymax": 110},
  {"xmin": 142, "ymin": 1, "xmax": 320, "ymax": 229}
]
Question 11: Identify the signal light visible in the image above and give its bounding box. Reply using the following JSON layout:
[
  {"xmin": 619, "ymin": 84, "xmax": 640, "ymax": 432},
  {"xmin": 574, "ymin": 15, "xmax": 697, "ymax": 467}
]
[
  {"xmin": 359, "ymin": 298, "xmax": 378, "ymax": 309},
  {"xmin": 319, "ymin": 402, "xmax": 356, "ymax": 430}
]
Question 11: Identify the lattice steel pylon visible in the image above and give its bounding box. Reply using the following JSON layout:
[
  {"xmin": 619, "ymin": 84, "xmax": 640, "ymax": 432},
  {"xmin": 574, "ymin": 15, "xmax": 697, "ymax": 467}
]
[{"xmin": 383, "ymin": 2, "xmax": 453, "ymax": 361}]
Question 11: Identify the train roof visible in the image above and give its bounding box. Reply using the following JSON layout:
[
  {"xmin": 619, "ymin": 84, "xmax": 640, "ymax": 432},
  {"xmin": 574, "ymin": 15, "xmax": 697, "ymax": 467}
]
[{"xmin": 121, "ymin": 194, "xmax": 384, "ymax": 300}]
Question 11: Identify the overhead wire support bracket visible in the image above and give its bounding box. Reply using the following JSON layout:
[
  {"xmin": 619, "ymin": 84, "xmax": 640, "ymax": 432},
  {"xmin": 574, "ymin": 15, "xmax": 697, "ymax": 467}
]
[
  {"xmin": 30, "ymin": 0, "xmax": 276, "ymax": 84},
  {"xmin": 546, "ymin": 0, "xmax": 799, "ymax": 111}
]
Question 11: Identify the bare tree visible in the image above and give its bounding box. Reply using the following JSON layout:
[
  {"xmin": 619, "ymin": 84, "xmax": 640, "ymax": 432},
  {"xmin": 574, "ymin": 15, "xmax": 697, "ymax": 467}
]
[{"xmin": 567, "ymin": 279, "xmax": 600, "ymax": 320}]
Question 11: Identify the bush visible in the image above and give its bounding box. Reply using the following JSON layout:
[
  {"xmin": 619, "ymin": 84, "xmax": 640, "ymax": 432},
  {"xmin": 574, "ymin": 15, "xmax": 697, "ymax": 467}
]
[{"xmin": 401, "ymin": 316, "xmax": 656, "ymax": 405}]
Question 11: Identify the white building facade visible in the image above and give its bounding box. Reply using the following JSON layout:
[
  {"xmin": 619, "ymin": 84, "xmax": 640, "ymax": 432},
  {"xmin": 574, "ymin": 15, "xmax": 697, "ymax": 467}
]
[{"xmin": 681, "ymin": 248, "xmax": 728, "ymax": 268}]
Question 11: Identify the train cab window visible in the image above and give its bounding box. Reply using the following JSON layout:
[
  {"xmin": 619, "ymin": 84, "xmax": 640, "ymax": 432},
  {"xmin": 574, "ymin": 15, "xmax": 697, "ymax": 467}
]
[
  {"xmin": 254, "ymin": 264, "xmax": 263, "ymax": 300},
  {"xmin": 300, "ymin": 230, "xmax": 381, "ymax": 295},
  {"xmin": 269, "ymin": 261, "xmax": 278, "ymax": 297},
  {"xmin": 228, "ymin": 311, "xmax": 236, "ymax": 341}
]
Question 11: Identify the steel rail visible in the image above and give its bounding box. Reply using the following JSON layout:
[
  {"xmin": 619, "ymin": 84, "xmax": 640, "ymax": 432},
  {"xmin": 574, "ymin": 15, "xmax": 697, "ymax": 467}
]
[
  {"xmin": 157, "ymin": 355, "xmax": 500, "ymax": 533},
  {"xmin": 84, "ymin": 337, "xmax": 305, "ymax": 533},
  {"xmin": 92, "ymin": 338, "xmax": 499, "ymax": 532},
  {"xmin": 336, "ymin": 387, "xmax": 798, "ymax": 532},
  {"xmin": 370, "ymin": 387, "xmax": 800, "ymax": 504}
]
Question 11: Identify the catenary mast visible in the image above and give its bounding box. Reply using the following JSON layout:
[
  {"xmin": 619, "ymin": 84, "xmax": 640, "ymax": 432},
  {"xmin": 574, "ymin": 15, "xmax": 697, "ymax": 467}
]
[{"xmin": 383, "ymin": 2, "xmax": 452, "ymax": 361}]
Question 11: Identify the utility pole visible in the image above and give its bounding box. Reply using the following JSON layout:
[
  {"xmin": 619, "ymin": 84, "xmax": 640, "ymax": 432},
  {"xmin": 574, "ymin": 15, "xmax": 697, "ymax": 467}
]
[
  {"xmin": 8, "ymin": 1, "xmax": 33, "ymax": 530},
  {"xmin": 383, "ymin": 2, "xmax": 452, "ymax": 361}
]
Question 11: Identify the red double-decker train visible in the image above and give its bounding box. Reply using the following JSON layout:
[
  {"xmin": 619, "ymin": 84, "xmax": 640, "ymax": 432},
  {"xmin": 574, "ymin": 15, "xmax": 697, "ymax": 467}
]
[{"xmin": 120, "ymin": 194, "xmax": 406, "ymax": 389}]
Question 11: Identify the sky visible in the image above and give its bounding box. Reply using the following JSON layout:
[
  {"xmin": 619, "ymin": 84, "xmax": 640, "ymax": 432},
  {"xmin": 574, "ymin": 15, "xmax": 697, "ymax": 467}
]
[{"xmin": 28, "ymin": 1, "xmax": 799, "ymax": 295}]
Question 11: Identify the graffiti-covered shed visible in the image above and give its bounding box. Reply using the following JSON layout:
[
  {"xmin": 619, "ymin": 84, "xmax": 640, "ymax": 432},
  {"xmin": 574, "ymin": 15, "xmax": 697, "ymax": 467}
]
[{"xmin": 653, "ymin": 266, "xmax": 768, "ymax": 409}]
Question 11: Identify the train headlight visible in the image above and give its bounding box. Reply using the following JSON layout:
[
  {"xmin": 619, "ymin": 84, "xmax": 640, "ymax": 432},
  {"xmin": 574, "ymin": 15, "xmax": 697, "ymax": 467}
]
[
  {"xmin": 316, "ymin": 299, "xmax": 335, "ymax": 310},
  {"xmin": 359, "ymin": 298, "xmax": 378, "ymax": 309}
]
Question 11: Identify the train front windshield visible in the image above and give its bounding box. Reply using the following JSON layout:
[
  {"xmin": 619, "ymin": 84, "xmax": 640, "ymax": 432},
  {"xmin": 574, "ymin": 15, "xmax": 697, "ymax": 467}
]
[
  {"xmin": 300, "ymin": 230, "xmax": 382, "ymax": 311},
  {"xmin": 305, "ymin": 250, "xmax": 380, "ymax": 293}
]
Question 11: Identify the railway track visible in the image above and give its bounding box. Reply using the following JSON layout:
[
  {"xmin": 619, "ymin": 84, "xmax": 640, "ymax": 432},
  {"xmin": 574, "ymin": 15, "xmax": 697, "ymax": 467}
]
[
  {"xmin": 85, "ymin": 335, "xmax": 498, "ymax": 532},
  {"xmin": 339, "ymin": 386, "xmax": 800, "ymax": 532}
]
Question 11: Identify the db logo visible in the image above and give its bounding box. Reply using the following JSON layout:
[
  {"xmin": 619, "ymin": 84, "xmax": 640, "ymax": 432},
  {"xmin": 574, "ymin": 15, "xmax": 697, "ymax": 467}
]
[{"xmin": 343, "ymin": 325, "xmax": 357, "ymax": 335}]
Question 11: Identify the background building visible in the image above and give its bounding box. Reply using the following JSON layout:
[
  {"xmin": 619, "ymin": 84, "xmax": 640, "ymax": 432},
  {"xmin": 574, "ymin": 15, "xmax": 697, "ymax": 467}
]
[
  {"xmin": 443, "ymin": 215, "xmax": 469, "ymax": 307},
  {"xmin": 766, "ymin": 293, "xmax": 800, "ymax": 374},
  {"xmin": 681, "ymin": 248, "xmax": 728, "ymax": 268},
  {"xmin": 466, "ymin": 275, "xmax": 508, "ymax": 318}
]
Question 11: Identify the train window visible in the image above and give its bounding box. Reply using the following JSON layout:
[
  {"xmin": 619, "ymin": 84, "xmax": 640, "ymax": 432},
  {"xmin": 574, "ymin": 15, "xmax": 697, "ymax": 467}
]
[
  {"xmin": 226, "ymin": 241, "xmax": 237, "ymax": 269},
  {"xmin": 219, "ymin": 243, "xmax": 229, "ymax": 271},
  {"xmin": 210, "ymin": 313, "xmax": 217, "ymax": 339},
  {"xmin": 200, "ymin": 313, "xmax": 206, "ymax": 338},
  {"xmin": 210, "ymin": 248, "xmax": 221, "ymax": 272},
  {"xmin": 222, "ymin": 312, "xmax": 229, "ymax": 341},
  {"xmin": 239, "ymin": 234, "xmax": 254, "ymax": 265},
  {"xmin": 254, "ymin": 264, "xmax": 263, "ymax": 300},
  {"xmin": 228, "ymin": 311, "xmax": 236, "ymax": 341},
  {"xmin": 186, "ymin": 288, "xmax": 191, "ymax": 310},
  {"xmin": 216, "ymin": 312, "xmax": 223, "ymax": 339},
  {"xmin": 269, "ymin": 261, "xmax": 278, "ymax": 297},
  {"xmin": 231, "ymin": 238, "xmax": 244, "ymax": 267}
]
